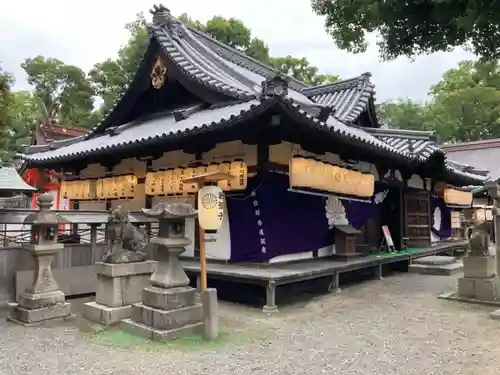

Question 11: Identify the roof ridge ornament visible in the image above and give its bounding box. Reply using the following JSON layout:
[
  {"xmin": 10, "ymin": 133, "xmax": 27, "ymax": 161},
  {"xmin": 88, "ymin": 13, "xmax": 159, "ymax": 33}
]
[
  {"xmin": 261, "ymin": 73, "xmax": 289, "ymax": 98},
  {"xmin": 150, "ymin": 4, "xmax": 183, "ymax": 38}
]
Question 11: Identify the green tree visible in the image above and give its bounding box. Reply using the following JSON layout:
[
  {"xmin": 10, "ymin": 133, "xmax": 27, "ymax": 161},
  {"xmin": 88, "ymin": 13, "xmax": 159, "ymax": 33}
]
[
  {"xmin": 310, "ymin": 0, "xmax": 500, "ymax": 61},
  {"xmin": 0, "ymin": 65, "xmax": 14, "ymax": 160},
  {"xmin": 89, "ymin": 13, "xmax": 338, "ymax": 114},
  {"xmin": 21, "ymin": 56, "xmax": 95, "ymax": 127},
  {"xmin": 377, "ymin": 100, "xmax": 434, "ymax": 132},
  {"xmin": 89, "ymin": 13, "xmax": 149, "ymax": 111},
  {"xmin": 428, "ymin": 60, "xmax": 500, "ymax": 142},
  {"xmin": 5, "ymin": 91, "xmax": 42, "ymax": 159},
  {"xmin": 270, "ymin": 56, "xmax": 338, "ymax": 85}
]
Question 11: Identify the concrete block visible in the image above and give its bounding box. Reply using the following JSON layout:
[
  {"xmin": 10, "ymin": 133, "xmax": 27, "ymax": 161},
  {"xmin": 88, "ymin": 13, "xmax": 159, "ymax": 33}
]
[
  {"xmin": 201, "ymin": 288, "xmax": 218, "ymax": 341},
  {"xmin": 82, "ymin": 301, "xmax": 131, "ymax": 325},
  {"xmin": 96, "ymin": 273, "xmax": 151, "ymax": 308},
  {"xmin": 9, "ymin": 302, "xmax": 71, "ymax": 324},
  {"xmin": 94, "ymin": 261, "xmax": 157, "ymax": 278},
  {"xmin": 409, "ymin": 261, "xmax": 463, "ymax": 276},
  {"xmin": 475, "ymin": 278, "xmax": 500, "ymax": 301},
  {"xmin": 458, "ymin": 278, "xmax": 475, "ymax": 298},
  {"xmin": 131, "ymin": 302, "xmax": 202, "ymax": 331},
  {"xmin": 120, "ymin": 319, "xmax": 203, "ymax": 342},
  {"xmin": 463, "ymin": 256, "xmax": 497, "ymax": 279},
  {"xmin": 142, "ymin": 286, "xmax": 196, "ymax": 311}
]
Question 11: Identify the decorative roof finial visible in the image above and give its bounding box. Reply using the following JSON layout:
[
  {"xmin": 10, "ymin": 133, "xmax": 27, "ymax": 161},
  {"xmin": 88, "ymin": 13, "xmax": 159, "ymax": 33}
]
[
  {"xmin": 261, "ymin": 73, "xmax": 289, "ymax": 98},
  {"xmin": 150, "ymin": 4, "xmax": 172, "ymax": 28}
]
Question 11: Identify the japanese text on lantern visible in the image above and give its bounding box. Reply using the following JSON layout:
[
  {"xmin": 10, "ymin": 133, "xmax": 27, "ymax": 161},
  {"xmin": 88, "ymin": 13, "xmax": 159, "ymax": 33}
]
[
  {"xmin": 289, "ymin": 157, "xmax": 374, "ymax": 198},
  {"xmin": 145, "ymin": 161, "xmax": 248, "ymax": 196}
]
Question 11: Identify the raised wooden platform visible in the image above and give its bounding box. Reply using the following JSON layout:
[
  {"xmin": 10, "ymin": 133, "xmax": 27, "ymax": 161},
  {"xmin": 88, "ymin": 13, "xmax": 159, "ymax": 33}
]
[{"xmin": 182, "ymin": 241, "xmax": 467, "ymax": 312}]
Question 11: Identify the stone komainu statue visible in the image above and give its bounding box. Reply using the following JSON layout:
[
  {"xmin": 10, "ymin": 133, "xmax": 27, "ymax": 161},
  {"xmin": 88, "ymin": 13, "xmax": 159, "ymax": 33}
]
[
  {"xmin": 466, "ymin": 208, "xmax": 493, "ymax": 257},
  {"xmin": 101, "ymin": 206, "xmax": 149, "ymax": 263}
]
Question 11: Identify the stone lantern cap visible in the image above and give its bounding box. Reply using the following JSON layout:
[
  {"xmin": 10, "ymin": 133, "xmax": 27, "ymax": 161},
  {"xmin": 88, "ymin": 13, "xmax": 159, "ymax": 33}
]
[
  {"xmin": 23, "ymin": 193, "xmax": 61, "ymax": 225},
  {"xmin": 142, "ymin": 202, "xmax": 197, "ymax": 219}
]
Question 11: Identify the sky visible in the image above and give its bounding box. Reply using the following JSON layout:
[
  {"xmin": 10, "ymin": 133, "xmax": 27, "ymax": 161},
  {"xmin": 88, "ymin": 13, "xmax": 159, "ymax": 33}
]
[{"xmin": 0, "ymin": 0, "xmax": 475, "ymax": 103}]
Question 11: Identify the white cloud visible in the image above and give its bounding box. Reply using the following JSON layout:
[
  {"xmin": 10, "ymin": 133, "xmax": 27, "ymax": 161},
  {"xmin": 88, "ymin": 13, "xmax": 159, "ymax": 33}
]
[{"xmin": 0, "ymin": 0, "xmax": 476, "ymax": 101}]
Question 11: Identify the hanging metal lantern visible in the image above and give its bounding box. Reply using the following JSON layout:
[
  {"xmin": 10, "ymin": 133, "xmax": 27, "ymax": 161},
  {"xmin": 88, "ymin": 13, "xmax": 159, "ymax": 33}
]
[{"xmin": 198, "ymin": 185, "xmax": 224, "ymax": 232}]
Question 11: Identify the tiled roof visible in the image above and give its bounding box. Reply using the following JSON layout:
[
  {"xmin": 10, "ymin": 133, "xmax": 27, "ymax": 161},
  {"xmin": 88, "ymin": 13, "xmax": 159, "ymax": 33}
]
[
  {"xmin": 24, "ymin": 98, "xmax": 414, "ymax": 165},
  {"xmin": 301, "ymin": 74, "xmax": 376, "ymax": 123},
  {"xmin": 366, "ymin": 128, "xmax": 442, "ymax": 161},
  {"xmin": 367, "ymin": 128, "xmax": 490, "ymax": 183},
  {"xmin": 21, "ymin": 4, "xmax": 488, "ymax": 187},
  {"xmin": 442, "ymin": 139, "xmax": 500, "ymax": 181},
  {"xmin": 0, "ymin": 165, "xmax": 36, "ymax": 192}
]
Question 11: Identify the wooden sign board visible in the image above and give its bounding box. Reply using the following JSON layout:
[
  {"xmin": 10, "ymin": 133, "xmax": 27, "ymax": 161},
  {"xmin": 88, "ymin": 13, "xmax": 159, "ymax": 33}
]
[{"xmin": 381, "ymin": 225, "xmax": 396, "ymax": 252}]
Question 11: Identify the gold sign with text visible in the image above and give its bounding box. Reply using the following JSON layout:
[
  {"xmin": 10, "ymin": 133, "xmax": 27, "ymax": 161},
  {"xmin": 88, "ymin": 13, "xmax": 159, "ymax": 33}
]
[
  {"xmin": 145, "ymin": 161, "xmax": 248, "ymax": 196},
  {"xmin": 60, "ymin": 180, "xmax": 92, "ymax": 200},
  {"xmin": 444, "ymin": 188, "xmax": 472, "ymax": 207},
  {"xmin": 61, "ymin": 175, "xmax": 138, "ymax": 200},
  {"xmin": 289, "ymin": 157, "xmax": 375, "ymax": 198},
  {"xmin": 96, "ymin": 175, "xmax": 138, "ymax": 199}
]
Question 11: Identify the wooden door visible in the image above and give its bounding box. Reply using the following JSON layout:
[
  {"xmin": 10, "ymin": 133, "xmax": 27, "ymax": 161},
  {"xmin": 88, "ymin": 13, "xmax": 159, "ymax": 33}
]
[{"xmin": 403, "ymin": 191, "xmax": 431, "ymax": 248}]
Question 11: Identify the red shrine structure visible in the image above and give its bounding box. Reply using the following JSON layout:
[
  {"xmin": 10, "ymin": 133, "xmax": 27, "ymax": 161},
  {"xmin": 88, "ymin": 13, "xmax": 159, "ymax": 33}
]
[{"xmin": 21, "ymin": 119, "xmax": 87, "ymax": 209}]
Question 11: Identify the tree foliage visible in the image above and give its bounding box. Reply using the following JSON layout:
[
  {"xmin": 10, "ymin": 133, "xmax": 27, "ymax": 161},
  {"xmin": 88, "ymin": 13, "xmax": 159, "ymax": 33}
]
[
  {"xmin": 88, "ymin": 12, "xmax": 338, "ymax": 114},
  {"xmin": 0, "ymin": 65, "xmax": 14, "ymax": 160},
  {"xmin": 21, "ymin": 56, "xmax": 95, "ymax": 127},
  {"xmin": 311, "ymin": 0, "xmax": 500, "ymax": 61},
  {"xmin": 378, "ymin": 59, "xmax": 500, "ymax": 143}
]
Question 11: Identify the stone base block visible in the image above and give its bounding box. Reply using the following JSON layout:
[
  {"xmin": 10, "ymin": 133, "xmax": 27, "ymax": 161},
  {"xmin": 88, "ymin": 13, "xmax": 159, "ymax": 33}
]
[
  {"xmin": 95, "ymin": 261, "xmax": 156, "ymax": 308},
  {"xmin": 458, "ymin": 276, "xmax": 500, "ymax": 301},
  {"xmin": 490, "ymin": 309, "xmax": 500, "ymax": 320},
  {"xmin": 201, "ymin": 288, "xmax": 218, "ymax": 340},
  {"xmin": 409, "ymin": 260, "xmax": 463, "ymax": 276},
  {"xmin": 18, "ymin": 290, "xmax": 65, "ymax": 310},
  {"xmin": 120, "ymin": 319, "xmax": 203, "ymax": 342},
  {"xmin": 8, "ymin": 302, "xmax": 71, "ymax": 325},
  {"xmin": 82, "ymin": 301, "xmax": 131, "ymax": 325},
  {"xmin": 131, "ymin": 302, "xmax": 202, "ymax": 331},
  {"xmin": 142, "ymin": 286, "xmax": 196, "ymax": 310},
  {"xmin": 463, "ymin": 256, "xmax": 497, "ymax": 279}
]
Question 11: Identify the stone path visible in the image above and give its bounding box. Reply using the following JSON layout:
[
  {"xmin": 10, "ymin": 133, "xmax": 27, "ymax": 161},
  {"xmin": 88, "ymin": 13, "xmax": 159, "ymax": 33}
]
[{"xmin": 1, "ymin": 273, "xmax": 500, "ymax": 375}]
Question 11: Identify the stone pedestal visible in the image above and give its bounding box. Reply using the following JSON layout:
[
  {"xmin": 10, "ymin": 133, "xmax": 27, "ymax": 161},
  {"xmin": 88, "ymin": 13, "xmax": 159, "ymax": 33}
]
[
  {"xmin": 8, "ymin": 244, "xmax": 72, "ymax": 325},
  {"xmin": 82, "ymin": 261, "xmax": 156, "ymax": 325},
  {"xmin": 121, "ymin": 240, "xmax": 203, "ymax": 341},
  {"xmin": 458, "ymin": 256, "xmax": 500, "ymax": 301},
  {"xmin": 409, "ymin": 255, "xmax": 463, "ymax": 275}
]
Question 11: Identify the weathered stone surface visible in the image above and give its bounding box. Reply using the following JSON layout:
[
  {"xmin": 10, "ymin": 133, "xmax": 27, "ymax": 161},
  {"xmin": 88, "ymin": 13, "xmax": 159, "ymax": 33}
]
[
  {"xmin": 490, "ymin": 309, "xmax": 500, "ymax": 320},
  {"xmin": 120, "ymin": 319, "xmax": 203, "ymax": 342},
  {"xmin": 82, "ymin": 301, "xmax": 131, "ymax": 325},
  {"xmin": 463, "ymin": 256, "xmax": 497, "ymax": 279},
  {"xmin": 409, "ymin": 261, "xmax": 463, "ymax": 276},
  {"xmin": 413, "ymin": 256, "xmax": 457, "ymax": 266},
  {"xmin": 9, "ymin": 303, "xmax": 71, "ymax": 324},
  {"xmin": 458, "ymin": 277, "xmax": 500, "ymax": 301},
  {"xmin": 18, "ymin": 290, "xmax": 65, "ymax": 310},
  {"xmin": 131, "ymin": 302, "xmax": 202, "ymax": 331},
  {"xmin": 201, "ymin": 288, "xmax": 218, "ymax": 340},
  {"xmin": 94, "ymin": 261, "xmax": 156, "ymax": 278},
  {"xmin": 142, "ymin": 286, "xmax": 196, "ymax": 310},
  {"xmin": 149, "ymin": 244, "xmax": 190, "ymax": 289},
  {"xmin": 96, "ymin": 273, "xmax": 151, "ymax": 308},
  {"xmin": 101, "ymin": 206, "xmax": 149, "ymax": 264}
]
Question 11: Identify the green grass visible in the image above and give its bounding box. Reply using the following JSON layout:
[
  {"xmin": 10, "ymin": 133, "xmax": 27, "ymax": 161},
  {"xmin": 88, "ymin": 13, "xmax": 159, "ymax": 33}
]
[
  {"xmin": 83, "ymin": 324, "xmax": 267, "ymax": 352},
  {"xmin": 372, "ymin": 248, "xmax": 426, "ymax": 258}
]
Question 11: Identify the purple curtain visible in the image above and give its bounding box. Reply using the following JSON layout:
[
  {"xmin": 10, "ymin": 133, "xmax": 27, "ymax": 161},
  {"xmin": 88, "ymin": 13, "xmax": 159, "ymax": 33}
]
[
  {"xmin": 226, "ymin": 172, "xmax": 332, "ymax": 262},
  {"xmin": 343, "ymin": 182, "xmax": 388, "ymax": 229},
  {"xmin": 430, "ymin": 195, "xmax": 452, "ymax": 238}
]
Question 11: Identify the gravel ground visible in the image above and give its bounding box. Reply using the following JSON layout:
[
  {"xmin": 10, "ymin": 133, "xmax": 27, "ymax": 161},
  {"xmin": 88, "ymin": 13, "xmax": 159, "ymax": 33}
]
[{"xmin": 1, "ymin": 273, "xmax": 500, "ymax": 375}]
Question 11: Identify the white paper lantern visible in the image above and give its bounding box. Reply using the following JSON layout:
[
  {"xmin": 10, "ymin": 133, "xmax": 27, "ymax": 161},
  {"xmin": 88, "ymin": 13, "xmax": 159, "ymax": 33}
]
[{"xmin": 198, "ymin": 185, "xmax": 224, "ymax": 232}]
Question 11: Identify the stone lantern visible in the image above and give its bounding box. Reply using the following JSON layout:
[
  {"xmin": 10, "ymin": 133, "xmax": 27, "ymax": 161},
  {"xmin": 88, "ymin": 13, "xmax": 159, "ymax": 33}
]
[
  {"xmin": 8, "ymin": 193, "xmax": 72, "ymax": 325},
  {"xmin": 121, "ymin": 202, "xmax": 209, "ymax": 341}
]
